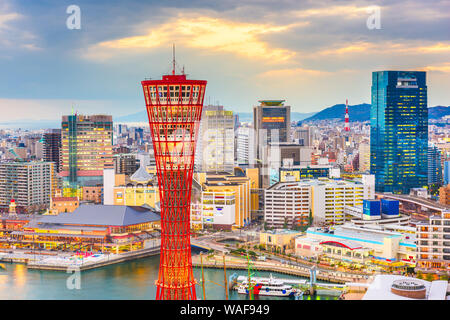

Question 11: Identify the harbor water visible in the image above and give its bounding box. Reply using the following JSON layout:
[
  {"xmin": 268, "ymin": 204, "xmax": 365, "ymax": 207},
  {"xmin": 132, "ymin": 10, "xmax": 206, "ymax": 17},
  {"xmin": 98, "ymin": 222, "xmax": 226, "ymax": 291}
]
[{"xmin": 0, "ymin": 255, "xmax": 337, "ymax": 300}]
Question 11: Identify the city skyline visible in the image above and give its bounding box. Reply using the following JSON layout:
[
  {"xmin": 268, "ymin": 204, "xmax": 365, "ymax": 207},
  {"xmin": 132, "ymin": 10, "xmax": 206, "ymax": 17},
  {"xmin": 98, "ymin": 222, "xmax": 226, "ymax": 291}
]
[{"xmin": 0, "ymin": 0, "xmax": 449, "ymax": 123}]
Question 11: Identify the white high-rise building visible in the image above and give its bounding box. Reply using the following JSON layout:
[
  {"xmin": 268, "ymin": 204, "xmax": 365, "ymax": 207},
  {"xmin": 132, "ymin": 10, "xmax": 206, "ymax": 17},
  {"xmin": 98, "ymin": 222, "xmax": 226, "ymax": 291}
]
[
  {"xmin": 195, "ymin": 105, "xmax": 235, "ymax": 173},
  {"xmin": 264, "ymin": 176, "xmax": 375, "ymax": 227},
  {"xmin": 236, "ymin": 125, "xmax": 256, "ymax": 166}
]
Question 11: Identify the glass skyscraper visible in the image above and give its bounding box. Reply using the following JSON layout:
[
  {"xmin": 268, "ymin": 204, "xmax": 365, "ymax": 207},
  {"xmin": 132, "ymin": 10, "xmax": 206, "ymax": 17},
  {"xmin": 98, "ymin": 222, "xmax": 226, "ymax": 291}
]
[{"xmin": 370, "ymin": 71, "xmax": 428, "ymax": 194}]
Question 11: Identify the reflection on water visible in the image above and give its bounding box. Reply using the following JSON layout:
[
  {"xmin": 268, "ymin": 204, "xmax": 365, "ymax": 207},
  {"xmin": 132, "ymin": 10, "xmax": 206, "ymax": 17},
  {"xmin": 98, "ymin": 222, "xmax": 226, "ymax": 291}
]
[{"xmin": 0, "ymin": 256, "xmax": 337, "ymax": 300}]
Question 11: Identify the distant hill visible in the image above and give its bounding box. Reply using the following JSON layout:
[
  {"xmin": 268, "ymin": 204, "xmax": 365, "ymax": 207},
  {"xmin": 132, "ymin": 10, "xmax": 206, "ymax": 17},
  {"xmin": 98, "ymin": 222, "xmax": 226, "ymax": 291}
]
[
  {"xmin": 301, "ymin": 103, "xmax": 371, "ymax": 123},
  {"xmin": 429, "ymin": 106, "xmax": 450, "ymax": 119},
  {"xmin": 115, "ymin": 105, "xmax": 450, "ymax": 125},
  {"xmin": 115, "ymin": 110, "xmax": 317, "ymax": 123},
  {"xmin": 115, "ymin": 111, "xmax": 148, "ymax": 123},
  {"xmin": 301, "ymin": 104, "xmax": 450, "ymax": 123}
]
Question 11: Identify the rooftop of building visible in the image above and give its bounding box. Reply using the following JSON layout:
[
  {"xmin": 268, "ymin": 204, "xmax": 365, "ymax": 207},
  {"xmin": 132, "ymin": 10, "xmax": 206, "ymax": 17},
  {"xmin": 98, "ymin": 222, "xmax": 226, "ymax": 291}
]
[
  {"xmin": 362, "ymin": 275, "xmax": 448, "ymax": 300},
  {"xmin": 129, "ymin": 164, "xmax": 153, "ymax": 183},
  {"xmin": 268, "ymin": 178, "xmax": 365, "ymax": 190},
  {"xmin": 261, "ymin": 229, "xmax": 302, "ymax": 235},
  {"xmin": 307, "ymin": 223, "xmax": 416, "ymax": 246},
  {"xmin": 34, "ymin": 204, "xmax": 160, "ymax": 227},
  {"xmin": 258, "ymin": 100, "xmax": 285, "ymax": 106},
  {"xmin": 52, "ymin": 197, "xmax": 78, "ymax": 202}
]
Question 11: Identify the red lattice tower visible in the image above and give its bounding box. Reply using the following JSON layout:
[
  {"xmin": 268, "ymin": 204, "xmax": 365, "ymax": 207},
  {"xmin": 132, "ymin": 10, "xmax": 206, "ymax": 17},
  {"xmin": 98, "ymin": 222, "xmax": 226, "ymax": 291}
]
[{"xmin": 142, "ymin": 71, "xmax": 206, "ymax": 300}]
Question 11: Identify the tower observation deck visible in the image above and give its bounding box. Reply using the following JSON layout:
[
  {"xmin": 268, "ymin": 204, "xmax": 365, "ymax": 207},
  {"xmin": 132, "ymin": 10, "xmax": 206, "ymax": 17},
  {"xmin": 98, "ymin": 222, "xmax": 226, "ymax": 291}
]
[{"xmin": 141, "ymin": 71, "xmax": 207, "ymax": 300}]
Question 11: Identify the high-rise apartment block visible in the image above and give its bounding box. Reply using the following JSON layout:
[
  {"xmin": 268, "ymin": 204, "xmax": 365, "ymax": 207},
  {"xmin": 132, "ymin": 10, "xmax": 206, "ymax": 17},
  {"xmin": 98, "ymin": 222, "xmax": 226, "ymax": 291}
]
[
  {"xmin": 60, "ymin": 114, "xmax": 113, "ymax": 186},
  {"xmin": 195, "ymin": 105, "xmax": 235, "ymax": 173},
  {"xmin": 370, "ymin": 71, "xmax": 428, "ymax": 194},
  {"xmin": 0, "ymin": 161, "xmax": 57, "ymax": 212},
  {"xmin": 416, "ymin": 212, "xmax": 450, "ymax": 273},
  {"xmin": 113, "ymin": 153, "xmax": 139, "ymax": 176}
]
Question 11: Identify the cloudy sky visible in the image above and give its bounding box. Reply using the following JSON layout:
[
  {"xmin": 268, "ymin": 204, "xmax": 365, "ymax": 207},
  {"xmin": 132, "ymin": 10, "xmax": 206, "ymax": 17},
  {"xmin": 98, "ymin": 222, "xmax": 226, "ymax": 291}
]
[{"xmin": 0, "ymin": 0, "xmax": 449, "ymax": 123}]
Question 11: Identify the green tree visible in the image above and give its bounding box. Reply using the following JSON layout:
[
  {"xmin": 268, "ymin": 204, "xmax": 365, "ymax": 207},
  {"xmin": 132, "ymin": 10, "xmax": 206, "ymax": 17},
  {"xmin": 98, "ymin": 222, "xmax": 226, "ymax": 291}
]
[
  {"xmin": 416, "ymin": 271, "xmax": 423, "ymax": 279},
  {"xmin": 439, "ymin": 274, "xmax": 449, "ymax": 281},
  {"xmin": 425, "ymin": 273, "xmax": 434, "ymax": 282}
]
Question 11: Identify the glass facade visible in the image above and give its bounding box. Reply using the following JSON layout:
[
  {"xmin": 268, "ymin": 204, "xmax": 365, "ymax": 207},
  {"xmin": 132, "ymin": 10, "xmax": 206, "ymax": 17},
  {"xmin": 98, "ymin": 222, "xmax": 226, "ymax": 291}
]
[{"xmin": 370, "ymin": 71, "xmax": 428, "ymax": 194}]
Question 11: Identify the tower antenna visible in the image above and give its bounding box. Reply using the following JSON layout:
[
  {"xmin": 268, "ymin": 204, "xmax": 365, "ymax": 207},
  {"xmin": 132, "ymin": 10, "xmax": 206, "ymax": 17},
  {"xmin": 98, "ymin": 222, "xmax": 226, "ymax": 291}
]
[
  {"xmin": 344, "ymin": 99, "xmax": 350, "ymax": 132},
  {"xmin": 172, "ymin": 43, "xmax": 176, "ymax": 75}
]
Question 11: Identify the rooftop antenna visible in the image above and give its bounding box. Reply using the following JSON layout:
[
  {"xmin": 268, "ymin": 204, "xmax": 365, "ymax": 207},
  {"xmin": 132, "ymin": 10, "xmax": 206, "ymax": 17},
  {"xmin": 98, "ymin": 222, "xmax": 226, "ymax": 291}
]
[
  {"xmin": 172, "ymin": 43, "xmax": 176, "ymax": 75},
  {"xmin": 182, "ymin": 65, "xmax": 185, "ymax": 75}
]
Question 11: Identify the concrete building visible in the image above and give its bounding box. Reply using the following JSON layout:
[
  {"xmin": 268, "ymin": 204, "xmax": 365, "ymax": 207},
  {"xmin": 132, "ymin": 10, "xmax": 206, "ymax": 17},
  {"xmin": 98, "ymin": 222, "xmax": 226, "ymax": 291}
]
[
  {"xmin": 306, "ymin": 223, "xmax": 417, "ymax": 266},
  {"xmin": 439, "ymin": 184, "xmax": 450, "ymax": 205},
  {"xmin": 261, "ymin": 142, "xmax": 312, "ymax": 187},
  {"xmin": 50, "ymin": 197, "xmax": 79, "ymax": 214},
  {"xmin": 103, "ymin": 165, "xmax": 160, "ymax": 209},
  {"xmin": 190, "ymin": 190, "xmax": 236, "ymax": 230},
  {"xmin": 195, "ymin": 105, "xmax": 235, "ymax": 173},
  {"xmin": 113, "ymin": 153, "xmax": 139, "ymax": 176},
  {"xmin": 264, "ymin": 181, "xmax": 311, "ymax": 228},
  {"xmin": 264, "ymin": 177, "xmax": 374, "ymax": 227},
  {"xmin": 358, "ymin": 142, "xmax": 370, "ymax": 172},
  {"xmin": 0, "ymin": 161, "xmax": 57, "ymax": 213},
  {"xmin": 236, "ymin": 125, "xmax": 256, "ymax": 166},
  {"xmin": 293, "ymin": 127, "xmax": 312, "ymax": 146},
  {"xmin": 310, "ymin": 177, "xmax": 374, "ymax": 225},
  {"xmin": 193, "ymin": 168, "xmax": 259, "ymax": 228},
  {"xmin": 416, "ymin": 211, "xmax": 450, "ymax": 274},
  {"xmin": 259, "ymin": 229, "xmax": 302, "ymax": 254}
]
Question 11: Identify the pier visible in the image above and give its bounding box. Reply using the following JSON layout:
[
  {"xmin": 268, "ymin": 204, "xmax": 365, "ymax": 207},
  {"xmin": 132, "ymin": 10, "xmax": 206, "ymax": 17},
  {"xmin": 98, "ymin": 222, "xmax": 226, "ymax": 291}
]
[
  {"xmin": 192, "ymin": 255, "xmax": 371, "ymax": 284},
  {"xmin": 1, "ymin": 248, "xmax": 160, "ymax": 271}
]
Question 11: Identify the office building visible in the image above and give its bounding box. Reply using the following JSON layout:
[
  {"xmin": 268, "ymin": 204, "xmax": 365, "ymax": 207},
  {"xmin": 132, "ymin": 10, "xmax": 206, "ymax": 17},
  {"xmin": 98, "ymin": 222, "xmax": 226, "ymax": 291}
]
[
  {"xmin": 428, "ymin": 143, "xmax": 443, "ymax": 185},
  {"xmin": 264, "ymin": 176, "xmax": 374, "ymax": 227},
  {"xmin": 444, "ymin": 161, "xmax": 450, "ymax": 185},
  {"xmin": 264, "ymin": 181, "xmax": 311, "ymax": 228},
  {"xmin": 43, "ymin": 129, "xmax": 62, "ymax": 173},
  {"xmin": 253, "ymin": 100, "xmax": 291, "ymax": 161},
  {"xmin": 193, "ymin": 168, "xmax": 259, "ymax": 228},
  {"xmin": 60, "ymin": 114, "xmax": 113, "ymax": 186},
  {"xmin": 370, "ymin": 71, "xmax": 428, "ymax": 194},
  {"xmin": 262, "ymin": 142, "xmax": 312, "ymax": 187},
  {"xmin": 195, "ymin": 105, "xmax": 235, "ymax": 173}
]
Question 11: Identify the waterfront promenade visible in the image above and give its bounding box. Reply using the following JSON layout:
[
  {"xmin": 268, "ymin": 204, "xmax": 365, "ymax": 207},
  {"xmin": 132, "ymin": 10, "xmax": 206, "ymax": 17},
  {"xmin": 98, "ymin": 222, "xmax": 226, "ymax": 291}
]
[
  {"xmin": 192, "ymin": 254, "xmax": 372, "ymax": 284},
  {"xmin": 0, "ymin": 245, "xmax": 160, "ymax": 271}
]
